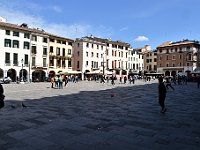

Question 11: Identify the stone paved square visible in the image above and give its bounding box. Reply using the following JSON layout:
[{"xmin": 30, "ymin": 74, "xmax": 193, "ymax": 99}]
[{"xmin": 0, "ymin": 80, "xmax": 200, "ymax": 150}]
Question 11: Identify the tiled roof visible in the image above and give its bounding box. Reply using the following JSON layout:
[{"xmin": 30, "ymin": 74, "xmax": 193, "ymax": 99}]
[
  {"xmin": 157, "ymin": 40, "xmax": 200, "ymax": 48},
  {"xmin": 0, "ymin": 21, "xmax": 74, "ymax": 41}
]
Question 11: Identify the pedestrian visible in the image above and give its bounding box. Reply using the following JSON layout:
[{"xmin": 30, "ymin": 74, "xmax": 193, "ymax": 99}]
[
  {"xmin": 119, "ymin": 76, "xmax": 122, "ymax": 84},
  {"xmin": 124, "ymin": 76, "xmax": 127, "ymax": 84},
  {"xmin": 158, "ymin": 77, "xmax": 167, "ymax": 113},
  {"xmin": 0, "ymin": 83, "xmax": 5, "ymax": 109},
  {"xmin": 165, "ymin": 77, "xmax": 175, "ymax": 91},
  {"xmin": 111, "ymin": 75, "xmax": 115, "ymax": 85},
  {"xmin": 197, "ymin": 76, "xmax": 200, "ymax": 88},
  {"xmin": 51, "ymin": 76, "xmax": 54, "ymax": 88}
]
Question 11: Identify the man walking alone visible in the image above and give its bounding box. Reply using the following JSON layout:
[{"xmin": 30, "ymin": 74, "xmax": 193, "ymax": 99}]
[{"xmin": 158, "ymin": 77, "xmax": 167, "ymax": 113}]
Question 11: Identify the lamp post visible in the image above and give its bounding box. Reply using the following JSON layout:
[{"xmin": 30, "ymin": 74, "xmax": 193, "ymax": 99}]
[
  {"xmin": 21, "ymin": 59, "xmax": 24, "ymax": 82},
  {"xmin": 103, "ymin": 53, "xmax": 105, "ymax": 76}
]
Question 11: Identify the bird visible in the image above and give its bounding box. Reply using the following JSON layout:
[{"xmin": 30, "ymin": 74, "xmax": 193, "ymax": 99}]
[{"xmin": 22, "ymin": 102, "xmax": 27, "ymax": 108}]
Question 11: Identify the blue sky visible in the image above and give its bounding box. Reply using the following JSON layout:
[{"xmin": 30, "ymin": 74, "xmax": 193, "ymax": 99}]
[{"xmin": 0, "ymin": 0, "xmax": 200, "ymax": 49}]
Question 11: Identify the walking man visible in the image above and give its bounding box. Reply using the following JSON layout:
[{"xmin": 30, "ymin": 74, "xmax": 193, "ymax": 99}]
[
  {"xmin": 158, "ymin": 77, "xmax": 167, "ymax": 113},
  {"xmin": 0, "ymin": 83, "xmax": 5, "ymax": 109}
]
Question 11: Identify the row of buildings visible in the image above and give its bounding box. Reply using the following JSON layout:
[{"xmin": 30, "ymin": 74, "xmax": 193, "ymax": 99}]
[{"xmin": 0, "ymin": 17, "xmax": 200, "ymax": 82}]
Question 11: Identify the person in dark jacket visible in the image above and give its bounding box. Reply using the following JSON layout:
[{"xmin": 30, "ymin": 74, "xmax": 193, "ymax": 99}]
[
  {"xmin": 158, "ymin": 77, "xmax": 167, "ymax": 113},
  {"xmin": 0, "ymin": 83, "xmax": 5, "ymax": 109}
]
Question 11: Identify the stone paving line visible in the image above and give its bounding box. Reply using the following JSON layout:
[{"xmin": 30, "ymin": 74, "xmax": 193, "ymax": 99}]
[{"xmin": 0, "ymin": 80, "xmax": 200, "ymax": 150}]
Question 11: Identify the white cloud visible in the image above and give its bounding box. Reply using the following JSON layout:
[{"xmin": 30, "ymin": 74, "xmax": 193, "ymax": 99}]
[
  {"xmin": 0, "ymin": 2, "xmax": 112, "ymax": 39},
  {"xmin": 134, "ymin": 36, "xmax": 149, "ymax": 42}
]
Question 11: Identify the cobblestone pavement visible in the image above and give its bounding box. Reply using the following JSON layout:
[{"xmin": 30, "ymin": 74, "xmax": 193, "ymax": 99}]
[{"xmin": 0, "ymin": 80, "xmax": 200, "ymax": 150}]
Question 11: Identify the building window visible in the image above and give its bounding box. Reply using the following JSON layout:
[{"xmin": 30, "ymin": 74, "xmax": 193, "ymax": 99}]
[
  {"xmin": 5, "ymin": 52, "xmax": 10, "ymax": 64},
  {"xmin": 179, "ymin": 55, "xmax": 182, "ymax": 59},
  {"xmin": 86, "ymin": 52, "xmax": 88, "ymax": 57},
  {"xmin": 24, "ymin": 33, "xmax": 30, "ymax": 39},
  {"xmin": 160, "ymin": 56, "xmax": 162, "ymax": 60},
  {"xmin": 43, "ymin": 37, "xmax": 48, "ymax": 43},
  {"xmin": 77, "ymin": 61, "xmax": 79, "ymax": 68},
  {"xmin": 13, "ymin": 31, "xmax": 19, "ymax": 37},
  {"xmin": 96, "ymin": 53, "xmax": 99, "ymax": 58},
  {"xmin": 68, "ymin": 49, "xmax": 72, "ymax": 55},
  {"xmin": 166, "ymin": 63, "xmax": 169, "ymax": 67},
  {"xmin": 5, "ymin": 30, "xmax": 10, "ymax": 35},
  {"xmin": 77, "ymin": 43, "xmax": 80, "ymax": 47},
  {"xmin": 43, "ymin": 58, "xmax": 47, "ymax": 67},
  {"xmin": 25, "ymin": 54, "xmax": 28, "ymax": 65},
  {"xmin": 172, "ymin": 55, "xmax": 175, "ymax": 60},
  {"xmin": 31, "ymin": 35, "xmax": 37, "ymax": 41},
  {"xmin": 32, "ymin": 57, "xmax": 36, "ymax": 66},
  {"xmin": 91, "ymin": 52, "xmax": 94, "ymax": 57},
  {"xmin": 154, "ymin": 58, "xmax": 157, "ymax": 62},
  {"xmin": 68, "ymin": 60, "xmax": 72, "ymax": 67},
  {"xmin": 43, "ymin": 47, "xmax": 47, "ymax": 55},
  {"xmin": 24, "ymin": 42, "xmax": 30, "ymax": 49},
  {"xmin": 154, "ymin": 65, "xmax": 157, "ymax": 70},
  {"xmin": 50, "ymin": 38, "xmax": 55, "ymax": 42},
  {"xmin": 166, "ymin": 55, "xmax": 169, "ymax": 60},
  {"xmin": 172, "ymin": 63, "xmax": 175, "ymax": 67},
  {"xmin": 31, "ymin": 46, "xmax": 37, "ymax": 54},
  {"xmin": 86, "ymin": 43, "xmax": 89, "ymax": 48},
  {"xmin": 77, "ymin": 51, "xmax": 80, "ymax": 56},
  {"xmin": 97, "ymin": 45, "xmax": 99, "ymax": 49},
  {"xmin": 187, "ymin": 62, "xmax": 190, "ymax": 66},
  {"xmin": 13, "ymin": 53, "xmax": 18, "ymax": 66},
  {"xmin": 86, "ymin": 61, "xmax": 88, "ymax": 66},
  {"xmin": 91, "ymin": 44, "xmax": 94, "ymax": 48},
  {"xmin": 62, "ymin": 41, "xmax": 66, "ymax": 45},
  {"xmin": 56, "ymin": 48, "xmax": 60, "ymax": 55},
  {"xmin": 13, "ymin": 40, "xmax": 19, "ymax": 48},
  {"xmin": 68, "ymin": 42, "xmax": 72, "ymax": 46},
  {"xmin": 4, "ymin": 39, "xmax": 11, "ymax": 47},
  {"xmin": 63, "ymin": 48, "xmax": 65, "ymax": 56},
  {"xmin": 50, "ymin": 46, "xmax": 53, "ymax": 53},
  {"xmin": 57, "ymin": 40, "xmax": 61, "ymax": 44}
]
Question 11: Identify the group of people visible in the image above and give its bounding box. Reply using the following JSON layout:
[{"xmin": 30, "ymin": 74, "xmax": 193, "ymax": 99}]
[{"xmin": 50, "ymin": 75, "xmax": 79, "ymax": 89}]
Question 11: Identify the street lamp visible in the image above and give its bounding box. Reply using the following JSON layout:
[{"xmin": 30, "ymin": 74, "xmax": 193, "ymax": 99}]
[
  {"xmin": 21, "ymin": 59, "xmax": 24, "ymax": 82},
  {"xmin": 103, "ymin": 53, "xmax": 105, "ymax": 76}
]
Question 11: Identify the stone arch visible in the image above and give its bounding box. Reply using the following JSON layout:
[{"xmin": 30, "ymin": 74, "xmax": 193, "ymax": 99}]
[
  {"xmin": 32, "ymin": 70, "xmax": 46, "ymax": 82},
  {"xmin": 165, "ymin": 71, "xmax": 170, "ymax": 76},
  {"xmin": 171, "ymin": 71, "xmax": 176, "ymax": 77},
  {"xmin": 19, "ymin": 69, "xmax": 28, "ymax": 81},
  {"xmin": 7, "ymin": 69, "xmax": 17, "ymax": 81}
]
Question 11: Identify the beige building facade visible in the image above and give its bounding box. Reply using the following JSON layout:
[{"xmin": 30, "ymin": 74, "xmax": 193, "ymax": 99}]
[{"xmin": 48, "ymin": 35, "xmax": 74, "ymax": 77}]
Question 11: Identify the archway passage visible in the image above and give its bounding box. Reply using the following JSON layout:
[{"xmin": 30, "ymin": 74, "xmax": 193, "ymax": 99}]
[
  {"xmin": 32, "ymin": 70, "xmax": 46, "ymax": 82},
  {"xmin": 165, "ymin": 71, "xmax": 170, "ymax": 76},
  {"xmin": 19, "ymin": 69, "xmax": 28, "ymax": 81},
  {"xmin": 7, "ymin": 69, "xmax": 16, "ymax": 81},
  {"xmin": 171, "ymin": 71, "xmax": 176, "ymax": 77},
  {"xmin": 122, "ymin": 70, "xmax": 127, "ymax": 75},
  {"xmin": 0, "ymin": 68, "xmax": 3, "ymax": 78}
]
